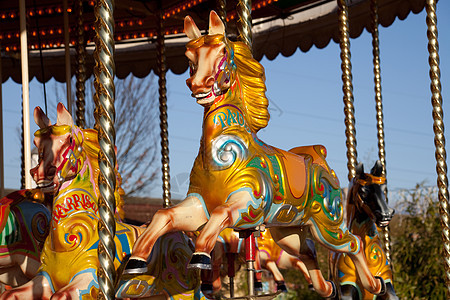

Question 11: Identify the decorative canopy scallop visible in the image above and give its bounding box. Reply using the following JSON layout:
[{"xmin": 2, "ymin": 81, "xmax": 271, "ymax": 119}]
[{"xmin": 0, "ymin": 0, "xmax": 426, "ymax": 83}]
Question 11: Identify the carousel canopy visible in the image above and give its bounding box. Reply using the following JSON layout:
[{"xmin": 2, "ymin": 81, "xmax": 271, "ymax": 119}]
[{"xmin": 0, "ymin": 0, "xmax": 426, "ymax": 83}]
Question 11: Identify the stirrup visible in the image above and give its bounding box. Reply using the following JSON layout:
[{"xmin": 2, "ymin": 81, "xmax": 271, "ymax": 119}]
[{"xmin": 375, "ymin": 276, "xmax": 387, "ymax": 296}]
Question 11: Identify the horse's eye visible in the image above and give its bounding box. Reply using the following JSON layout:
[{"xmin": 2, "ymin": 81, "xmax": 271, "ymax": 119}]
[
  {"xmin": 69, "ymin": 137, "xmax": 73, "ymax": 144},
  {"xmin": 189, "ymin": 61, "xmax": 197, "ymax": 76}
]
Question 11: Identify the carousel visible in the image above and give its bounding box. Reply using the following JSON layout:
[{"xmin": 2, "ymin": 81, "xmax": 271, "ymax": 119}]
[{"xmin": 0, "ymin": 0, "xmax": 446, "ymax": 299}]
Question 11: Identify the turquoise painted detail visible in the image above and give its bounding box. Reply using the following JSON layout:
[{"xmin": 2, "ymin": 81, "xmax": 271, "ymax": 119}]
[
  {"xmin": 227, "ymin": 187, "xmax": 265, "ymax": 229},
  {"xmin": 75, "ymin": 268, "xmax": 98, "ymax": 298},
  {"xmin": 310, "ymin": 218, "xmax": 360, "ymax": 255},
  {"xmin": 37, "ymin": 271, "xmax": 56, "ymax": 293},
  {"xmin": 187, "ymin": 193, "xmax": 210, "ymax": 220}
]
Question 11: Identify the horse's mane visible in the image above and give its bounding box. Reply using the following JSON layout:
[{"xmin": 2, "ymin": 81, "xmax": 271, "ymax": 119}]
[
  {"xmin": 81, "ymin": 128, "xmax": 125, "ymax": 220},
  {"xmin": 231, "ymin": 41, "xmax": 270, "ymax": 133}
]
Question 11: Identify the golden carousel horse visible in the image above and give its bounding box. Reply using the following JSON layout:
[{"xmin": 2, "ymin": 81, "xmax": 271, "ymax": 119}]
[
  {"xmin": 124, "ymin": 11, "xmax": 385, "ymax": 298},
  {"xmin": 0, "ymin": 103, "xmax": 204, "ymax": 300}
]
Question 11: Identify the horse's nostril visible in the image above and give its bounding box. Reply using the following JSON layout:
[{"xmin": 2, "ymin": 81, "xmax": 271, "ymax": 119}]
[
  {"xmin": 46, "ymin": 166, "xmax": 57, "ymax": 178},
  {"xmin": 205, "ymin": 77, "xmax": 215, "ymax": 88}
]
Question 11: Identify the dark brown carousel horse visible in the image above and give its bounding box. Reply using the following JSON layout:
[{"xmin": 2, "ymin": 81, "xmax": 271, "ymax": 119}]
[{"xmin": 331, "ymin": 161, "xmax": 398, "ymax": 299}]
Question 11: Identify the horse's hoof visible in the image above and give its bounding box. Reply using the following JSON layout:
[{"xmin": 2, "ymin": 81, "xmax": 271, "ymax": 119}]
[
  {"xmin": 254, "ymin": 281, "xmax": 263, "ymax": 292},
  {"xmin": 123, "ymin": 258, "xmax": 148, "ymax": 275},
  {"xmin": 375, "ymin": 276, "xmax": 386, "ymax": 296},
  {"xmin": 201, "ymin": 283, "xmax": 214, "ymax": 295},
  {"xmin": 275, "ymin": 281, "xmax": 288, "ymax": 293},
  {"xmin": 326, "ymin": 280, "xmax": 337, "ymax": 299},
  {"xmin": 188, "ymin": 253, "xmax": 212, "ymax": 269},
  {"xmin": 308, "ymin": 284, "xmax": 314, "ymax": 291}
]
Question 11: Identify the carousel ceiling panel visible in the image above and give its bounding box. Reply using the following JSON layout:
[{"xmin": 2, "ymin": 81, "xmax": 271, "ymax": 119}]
[{"xmin": 0, "ymin": 0, "xmax": 426, "ymax": 83}]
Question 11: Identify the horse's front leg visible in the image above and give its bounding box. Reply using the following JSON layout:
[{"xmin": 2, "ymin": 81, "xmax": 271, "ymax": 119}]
[
  {"xmin": 0, "ymin": 275, "xmax": 53, "ymax": 300},
  {"xmin": 125, "ymin": 195, "xmax": 208, "ymax": 274},
  {"xmin": 190, "ymin": 190, "xmax": 260, "ymax": 269},
  {"xmin": 50, "ymin": 272, "xmax": 96, "ymax": 300}
]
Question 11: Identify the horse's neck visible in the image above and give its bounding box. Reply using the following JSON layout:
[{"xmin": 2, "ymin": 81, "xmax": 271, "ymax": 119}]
[
  {"xmin": 347, "ymin": 188, "xmax": 371, "ymax": 230},
  {"xmin": 201, "ymin": 84, "xmax": 243, "ymax": 141},
  {"xmin": 55, "ymin": 157, "xmax": 97, "ymax": 205}
]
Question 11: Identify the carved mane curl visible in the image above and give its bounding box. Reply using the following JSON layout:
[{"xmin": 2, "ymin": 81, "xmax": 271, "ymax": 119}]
[
  {"xmin": 81, "ymin": 128, "xmax": 125, "ymax": 220},
  {"xmin": 231, "ymin": 41, "xmax": 270, "ymax": 133}
]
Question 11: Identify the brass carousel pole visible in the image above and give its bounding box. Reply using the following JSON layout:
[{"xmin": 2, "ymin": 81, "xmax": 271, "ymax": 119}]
[
  {"xmin": 338, "ymin": 0, "xmax": 357, "ymax": 180},
  {"xmin": 426, "ymin": 0, "xmax": 450, "ymax": 296},
  {"xmin": 370, "ymin": 0, "xmax": 392, "ymax": 265},
  {"xmin": 217, "ymin": 0, "xmax": 227, "ymax": 32},
  {"xmin": 237, "ymin": 0, "xmax": 252, "ymax": 51},
  {"xmin": 93, "ymin": 0, "xmax": 116, "ymax": 298},
  {"xmin": 157, "ymin": 2, "xmax": 171, "ymax": 208},
  {"xmin": 76, "ymin": 0, "xmax": 86, "ymax": 129},
  {"xmin": 237, "ymin": 0, "xmax": 256, "ymax": 297}
]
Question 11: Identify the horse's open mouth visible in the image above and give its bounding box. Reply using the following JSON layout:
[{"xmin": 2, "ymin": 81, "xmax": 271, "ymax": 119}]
[
  {"xmin": 36, "ymin": 180, "xmax": 57, "ymax": 192},
  {"xmin": 377, "ymin": 220, "xmax": 390, "ymax": 227},
  {"xmin": 192, "ymin": 91, "xmax": 214, "ymax": 103}
]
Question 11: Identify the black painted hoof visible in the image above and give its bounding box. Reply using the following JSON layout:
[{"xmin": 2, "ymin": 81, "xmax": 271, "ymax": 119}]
[
  {"xmin": 326, "ymin": 280, "xmax": 337, "ymax": 299},
  {"xmin": 188, "ymin": 253, "xmax": 212, "ymax": 270},
  {"xmin": 308, "ymin": 284, "xmax": 314, "ymax": 291},
  {"xmin": 201, "ymin": 283, "xmax": 214, "ymax": 295},
  {"xmin": 275, "ymin": 281, "xmax": 288, "ymax": 293},
  {"xmin": 123, "ymin": 258, "xmax": 148, "ymax": 275},
  {"xmin": 375, "ymin": 276, "xmax": 386, "ymax": 296},
  {"xmin": 254, "ymin": 281, "xmax": 263, "ymax": 292}
]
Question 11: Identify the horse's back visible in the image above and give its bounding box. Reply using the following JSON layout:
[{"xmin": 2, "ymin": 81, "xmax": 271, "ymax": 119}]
[{"xmin": 288, "ymin": 145, "xmax": 332, "ymax": 174}]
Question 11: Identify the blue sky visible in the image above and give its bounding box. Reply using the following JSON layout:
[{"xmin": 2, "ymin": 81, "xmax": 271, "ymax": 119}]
[{"xmin": 2, "ymin": 1, "xmax": 449, "ymax": 202}]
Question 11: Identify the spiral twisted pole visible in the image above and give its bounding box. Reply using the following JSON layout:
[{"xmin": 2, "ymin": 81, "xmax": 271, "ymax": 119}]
[
  {"xmin": 157, "ymin": 7, "xmax": 171, "ymax": 208},
  {"xmin": 217, "ymin": 0, "xmax": 227, "ymax": 32},
  {"xmin": 93, "ymin": 0, "xmax": 116, "ymax": 298},
  {"xmin": 76, "ymin": 0, "xmax": 86, "ymax": 129},
  {"xmin": 426, "ymin": 0, "xmax": 450, "ymax": 295},
  {"xmin": 370, "ymin": 0, "xmax": 392, "ymax": 266},
  {"xmin": 338, "ymin": 0, "xmax": 357, "ymax": 180},
  {"xmin": 237, "ymin": 0, "xmax": 252, "ymax": 51}
]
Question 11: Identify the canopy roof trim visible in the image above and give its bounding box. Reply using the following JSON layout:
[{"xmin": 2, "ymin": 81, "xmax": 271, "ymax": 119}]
[{"xmin": 0, "ymin": 0, "xmax": 426, "ymax": 83}]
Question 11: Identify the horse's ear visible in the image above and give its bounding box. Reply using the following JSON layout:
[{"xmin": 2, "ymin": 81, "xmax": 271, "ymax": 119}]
[
  {"xmin": 184, "ymin": 15, "xmax": 201, "ymax": 40},
  {"xmin": 209, "ymin": 11, "xmax": 225, "ymax": 36},
  {"xmin": 34, "ymin": 106, "xmax": 51, "ymax": 128},
  {"xmin": 355, "ymin": 162, "xmax": 365, "ymax": 179},
  {"xmin": 56, "ymin": 102, "xmax": 74, "ymax": 127},
  {"xmin": 370, "ymin": 160, "xmax": 384, "ymax": 177}
]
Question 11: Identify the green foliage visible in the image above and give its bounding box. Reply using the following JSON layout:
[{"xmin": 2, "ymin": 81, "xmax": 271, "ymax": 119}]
[{"xmin": 392, "ymin": 182, "xmax": 446, "ymax": 299}]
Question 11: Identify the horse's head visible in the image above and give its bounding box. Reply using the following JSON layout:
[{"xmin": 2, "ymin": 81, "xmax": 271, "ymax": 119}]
[
  {"xmin": 352, "ymin": 161, "xmax": 395, "ymax": 227},
  {"xmin": 184, "ymin": 11, "xmax": 234, "ymax": 106},
  {"xmin": 30, "ymin": 103, "xmax": 84, "ymax": 193}
]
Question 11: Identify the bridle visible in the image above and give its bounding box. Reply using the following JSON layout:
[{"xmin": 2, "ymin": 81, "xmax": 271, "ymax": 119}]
[
  {"xmin": 212, "ymin": 47, "xmax": 234, "ymax": 97},
  {"xmin": 356, "ymin": 174, "xmax": 386, "ymax": 186},
  {"xmin": 56, "ymin": 128, "xmax": 84, "ymax": 184}
]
